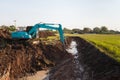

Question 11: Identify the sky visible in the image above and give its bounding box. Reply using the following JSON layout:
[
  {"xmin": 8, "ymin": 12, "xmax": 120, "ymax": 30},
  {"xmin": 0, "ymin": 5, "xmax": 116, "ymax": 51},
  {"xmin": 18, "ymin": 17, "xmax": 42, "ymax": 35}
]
[{"xmin": 0, "ymin": 0, "xmax": 120, "ymax": 31}]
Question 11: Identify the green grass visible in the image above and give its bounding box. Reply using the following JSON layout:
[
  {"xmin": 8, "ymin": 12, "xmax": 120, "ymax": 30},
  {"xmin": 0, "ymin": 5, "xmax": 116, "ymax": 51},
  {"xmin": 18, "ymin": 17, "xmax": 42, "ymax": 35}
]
[{"xmin": 65, "ymin": 34, "xmax": 120, "ymax": 62}]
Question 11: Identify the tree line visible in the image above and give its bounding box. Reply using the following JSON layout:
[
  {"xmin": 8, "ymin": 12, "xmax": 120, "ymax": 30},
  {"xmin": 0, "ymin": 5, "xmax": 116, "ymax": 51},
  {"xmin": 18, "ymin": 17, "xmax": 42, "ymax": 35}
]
[
  {"xmin": 64, "ymin": 26, "xmax": 120, "ymax": 34},
  {"xmin": 0, "ymin": 25, "xmax": 16, "ymax": 31},
  {"xmin": 0, "ymin": 25, "xmax": 120, "ymax": 34}
]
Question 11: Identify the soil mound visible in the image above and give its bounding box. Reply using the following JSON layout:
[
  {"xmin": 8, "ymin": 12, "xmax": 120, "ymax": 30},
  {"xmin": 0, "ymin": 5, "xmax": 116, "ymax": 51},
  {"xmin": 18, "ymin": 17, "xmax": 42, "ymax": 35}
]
[
  {"xmin": 26, "ymin": 26, "xmax": 55, "ymax": 38},
  {"xmin": 0, "ymin": 40, "xmax": 71, "ymax": 80},
  {"xmin": 0, "ymin": 29, "xmax": 71, "ymax": 80},
  {"xmin": 0, "ymin": 29, "xmax": 11, "ymax": 49},
  {"xmin": 0, "ymin": 29, "xmax": 10, "ymax": 39},
  {"xmin": 38, "ymin": 31, "xmax": 55, "ymax": 38}
]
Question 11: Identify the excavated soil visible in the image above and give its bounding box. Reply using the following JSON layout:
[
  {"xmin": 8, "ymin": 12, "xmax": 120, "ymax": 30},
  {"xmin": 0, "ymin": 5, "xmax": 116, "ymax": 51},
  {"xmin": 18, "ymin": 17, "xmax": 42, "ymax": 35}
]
[
  {"xmin": 0, "ymin": 41, "xmax": 71, "ymax": 80},
  {"xmin": 38, "ymin": 31, "xmax": 55, "ymax": 38},
  {"xmin": 0, "ymin": 29, "xmax": 120, "ymax": 80},
  {"xmin": 0, "ymin": 29, "xmax": 71, "ymax": 80},
  {"xmin": 0, "ymin": 29, "xmax": 10, "ymax": 39},
  {"xmin": 26, "ymin": 26, "xmax": 55, "ymax": 38}
]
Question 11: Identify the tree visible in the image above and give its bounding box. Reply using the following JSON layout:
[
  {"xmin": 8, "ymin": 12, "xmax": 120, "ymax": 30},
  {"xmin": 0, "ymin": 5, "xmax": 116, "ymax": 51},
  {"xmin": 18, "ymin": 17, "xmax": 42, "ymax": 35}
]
[
  {"xmin": 93, "ymin": 27, "xmax": 101, "ymax": 33},
  {"xmin": 72, "ymin": 28, "xmax": 83, "ymax": 34},
  {"xmin": 83, "ymin": 27, "xmax": 92, "ymax": 33},
  {"xmin": 63, "ymin": 28, "xmax": 73, "ymax": 33},
  {"xmin": 109, "ymin": 30, "xmax": 120, "ymax": 34},
  {"xmin": 101, "ymin": 26, "xmax": 108, "ymax": 32},
  {"xmin": 0, "ymin": 25, "xmax": 8, "ymax": 29},
  {"xmin": 9, "ymin": 25, "xmax": 16, "ymax": 31}
]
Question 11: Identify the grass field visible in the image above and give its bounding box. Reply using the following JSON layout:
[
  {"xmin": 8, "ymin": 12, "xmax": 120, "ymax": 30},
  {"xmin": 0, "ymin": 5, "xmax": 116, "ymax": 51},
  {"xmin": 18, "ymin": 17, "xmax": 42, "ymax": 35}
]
[{"xmin": 65, "ymin": 34, "xmax": 120, "ymax": 62}]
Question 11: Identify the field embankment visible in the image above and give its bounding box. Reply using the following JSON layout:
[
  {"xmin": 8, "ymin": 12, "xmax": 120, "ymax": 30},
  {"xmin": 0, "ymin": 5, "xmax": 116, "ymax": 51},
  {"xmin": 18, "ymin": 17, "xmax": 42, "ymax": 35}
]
[{"xmin": 80, "ymin": 34, "xmax": 120, "ymax": 62}]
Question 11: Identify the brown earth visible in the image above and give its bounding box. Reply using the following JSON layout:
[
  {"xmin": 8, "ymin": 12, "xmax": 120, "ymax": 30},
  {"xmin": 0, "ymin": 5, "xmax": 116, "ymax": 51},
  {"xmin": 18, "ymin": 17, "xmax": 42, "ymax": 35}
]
[
  {"xmin": 26, "ymin": 26, "xmax": 56, "ymax": 38},
  {"xmin": 38, "ymin": 31, "xmax": 55, "ymax": 38},
  {"xmin": 0, "ymin": 29, "xmax": 10, "ymax": 39},
  {"xmin": 0, "ymin": 29, "xmax": 71, "ymax": 80}
]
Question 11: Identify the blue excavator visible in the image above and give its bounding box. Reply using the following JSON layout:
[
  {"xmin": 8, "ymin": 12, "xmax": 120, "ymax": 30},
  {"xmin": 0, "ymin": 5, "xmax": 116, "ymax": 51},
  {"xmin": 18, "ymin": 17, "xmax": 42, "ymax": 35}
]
[{"xmin": 11, "ymin": 23, "xmax": 65, "ymax": 43}]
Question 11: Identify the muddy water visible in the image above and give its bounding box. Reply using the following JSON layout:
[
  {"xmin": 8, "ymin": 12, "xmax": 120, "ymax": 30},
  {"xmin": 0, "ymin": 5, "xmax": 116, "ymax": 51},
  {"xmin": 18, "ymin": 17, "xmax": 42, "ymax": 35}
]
[
  {"xmin": 67, "ymin": 41, "xmax": 93, "ymax": 80},
  {"xmin": 66, "ymin": 41, "xmax": 85, "ymax": 80},
  {"xmin": 66, "ymin": 41, "xmax": 78, "ymax": 55}
]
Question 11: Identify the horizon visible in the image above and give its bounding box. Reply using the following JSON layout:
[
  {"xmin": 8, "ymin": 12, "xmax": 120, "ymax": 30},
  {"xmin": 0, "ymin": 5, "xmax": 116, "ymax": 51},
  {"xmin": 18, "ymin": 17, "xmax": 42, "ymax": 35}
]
[{"xmin": 0, "ymin": 0, "xmax": 120, "ymax": 31}]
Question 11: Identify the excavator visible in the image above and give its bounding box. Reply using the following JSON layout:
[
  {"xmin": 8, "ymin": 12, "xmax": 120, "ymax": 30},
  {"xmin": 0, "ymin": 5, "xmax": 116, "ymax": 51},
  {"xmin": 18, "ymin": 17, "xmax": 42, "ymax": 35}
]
[{"xmin": 11, "ymin": 23, "xmax": 65, "ymax": 43}]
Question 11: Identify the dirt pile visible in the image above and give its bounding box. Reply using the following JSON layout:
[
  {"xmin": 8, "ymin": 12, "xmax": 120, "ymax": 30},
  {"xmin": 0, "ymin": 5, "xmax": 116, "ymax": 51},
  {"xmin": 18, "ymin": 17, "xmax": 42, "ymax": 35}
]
[
  {"xmin": 0, "ymin": 41, "xmax": 71, "ymax": 79},
  {"xmin": 49, "ymin": 37, "xmax": 120, "ymax": 80},
  {"xmin": 0, "ymin": 40, "xmax": 71, "ymax": 79},
  {"xmin": 26, "ymin": 26, "xmax": 55, "ymax": 38},
  {"xmin": 0, "ymin": 29, "xmax": 10, "ymax": 39},
  {"xmin": 38, "ymin": 31, "xmax": 55, "ymax": 38},
  {"xmin": 0, "ymin": 29, "xmax": 11, "ymax": 49},
  {"xmin": 0, "ymin": 29, "xmax": 71, "ymax": 80}
]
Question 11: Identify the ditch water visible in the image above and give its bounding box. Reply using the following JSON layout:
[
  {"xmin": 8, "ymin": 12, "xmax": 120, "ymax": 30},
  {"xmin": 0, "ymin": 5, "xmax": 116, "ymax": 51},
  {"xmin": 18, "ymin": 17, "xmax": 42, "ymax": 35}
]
[{"xmin": 66, "ymin": 41, "xmax": 91, "ymax": 80}]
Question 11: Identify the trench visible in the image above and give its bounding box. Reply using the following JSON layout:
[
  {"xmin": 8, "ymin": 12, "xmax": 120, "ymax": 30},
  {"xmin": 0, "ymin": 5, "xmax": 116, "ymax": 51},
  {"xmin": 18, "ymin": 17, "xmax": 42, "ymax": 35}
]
[
  {"xmin": 0, "ymin": 35, "xmax": 120, "ymax": 80},
  {"xmin": 66, "ymin": 41, "xmax": 85, "ymax": 80},
  {"xmin": 48, "ymin": 37, "xmax": 120, "ymax": 80},
  {"xmin": 48, "ymin": 39, "xmax": 93, "ymax": 80},
  {"xmin": 44, "ymin": 41, "xmax": 86, "ymax": 80},
  {"xmin": 19, "ymin": 37, "xmax": 120, "ymax": 80}
]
